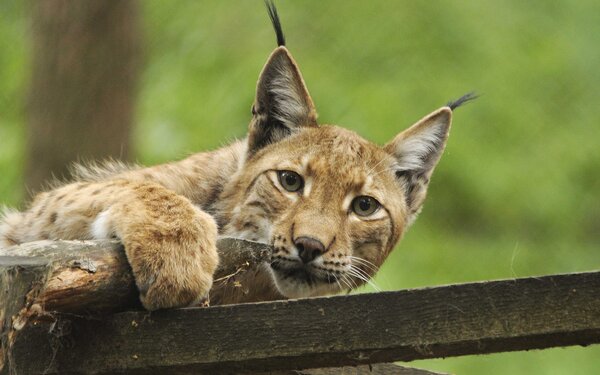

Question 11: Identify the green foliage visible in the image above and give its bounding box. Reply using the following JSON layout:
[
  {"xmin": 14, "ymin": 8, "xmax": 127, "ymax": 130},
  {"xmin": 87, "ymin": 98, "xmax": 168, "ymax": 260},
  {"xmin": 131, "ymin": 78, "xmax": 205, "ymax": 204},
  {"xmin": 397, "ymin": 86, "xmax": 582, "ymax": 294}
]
[
  {"xmin": 1, "ymin": 1, "xmax": 599, "ymax": 373},
  {"xmin": 0, "ymin": 0, "xmax": 26, "ymax": 207}
]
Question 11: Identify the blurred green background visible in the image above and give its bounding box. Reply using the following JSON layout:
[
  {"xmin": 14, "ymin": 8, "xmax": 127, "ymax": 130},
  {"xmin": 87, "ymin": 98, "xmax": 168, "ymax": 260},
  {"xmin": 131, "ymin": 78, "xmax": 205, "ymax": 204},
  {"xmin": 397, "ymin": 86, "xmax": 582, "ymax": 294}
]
[{"xmin": 1, "ymin": 1, "xmax": 599, "ymax": 373}]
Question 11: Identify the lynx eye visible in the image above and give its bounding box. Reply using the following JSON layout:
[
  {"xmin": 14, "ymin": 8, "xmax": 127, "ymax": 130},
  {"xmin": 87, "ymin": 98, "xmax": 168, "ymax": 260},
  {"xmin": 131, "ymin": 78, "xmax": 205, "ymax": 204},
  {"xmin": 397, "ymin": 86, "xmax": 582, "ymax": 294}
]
[
  {"xmin": 351, "ymin": 196, "xmax": 381, "ymax": 217},
  {"xmin": 277, "ymin": 170, "xmax": 304, "ymax": 192}
]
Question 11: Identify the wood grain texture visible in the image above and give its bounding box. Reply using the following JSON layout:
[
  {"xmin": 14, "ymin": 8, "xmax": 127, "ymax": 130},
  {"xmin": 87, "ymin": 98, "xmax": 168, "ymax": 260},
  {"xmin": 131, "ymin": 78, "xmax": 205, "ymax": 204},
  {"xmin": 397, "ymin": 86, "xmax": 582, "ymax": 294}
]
[
  {"xmin": 265, "ymin": 363, "xmax": 447, "ymax": 375},
  {"xmin": 5, "ymin": 270, "xmax": 600, "ymax": 374},
  {"xmin": 0, "ymin": 238, "xmax": 272, "ymax": 314},
  {"xmin": 286, "ymin": 363, "xmax": 446, "ymax": 374},
  {"xmin": 0, "ymin": 257, "xmax": 52, "ymax": 373}
]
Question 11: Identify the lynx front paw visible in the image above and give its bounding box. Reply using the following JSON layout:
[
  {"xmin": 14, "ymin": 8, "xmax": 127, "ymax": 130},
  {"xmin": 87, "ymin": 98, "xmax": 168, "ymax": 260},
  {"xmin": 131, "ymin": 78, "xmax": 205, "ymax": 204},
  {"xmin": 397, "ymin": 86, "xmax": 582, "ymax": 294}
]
[
  {"xmin": 138, "ymin": 255, "xmax": 216, "ymax": 311},
  {"xmin": 122, "ymin": 207, "xmax": 219, "ymax": 310}
]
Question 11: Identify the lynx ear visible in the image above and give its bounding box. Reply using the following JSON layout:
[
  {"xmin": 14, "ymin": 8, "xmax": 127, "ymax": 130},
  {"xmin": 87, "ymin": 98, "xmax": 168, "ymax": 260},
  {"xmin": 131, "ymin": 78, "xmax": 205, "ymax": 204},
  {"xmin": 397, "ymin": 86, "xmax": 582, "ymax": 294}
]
[
  {"xmin": 247, "ymin": 47, "xmax": 318, "ymax": 156},
  {"xmin": 384, "ymin": 107, "xmax": 452, "ymax": 225}
]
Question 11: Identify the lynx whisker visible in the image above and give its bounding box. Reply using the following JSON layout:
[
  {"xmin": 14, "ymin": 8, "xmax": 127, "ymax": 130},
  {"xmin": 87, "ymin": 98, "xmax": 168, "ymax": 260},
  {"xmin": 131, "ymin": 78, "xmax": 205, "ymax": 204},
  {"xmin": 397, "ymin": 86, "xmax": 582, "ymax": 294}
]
[
  {"xmin": 341, "ymin": 273, "xmax": 359, "ymax": 291},
  {"xmin": 348, "ymin": 255, "xmax": 380, "ymax": 274},
  {"xmin": 348, "ymin": 265, "xmax": 381, "ymax": 292},
  {"xmin": 333, "ymin": 276, "xmax": 344, "ymax": 291},
  {"xmin": 350, "ymin": 264, "xmax": 375, "ymax": 280}
]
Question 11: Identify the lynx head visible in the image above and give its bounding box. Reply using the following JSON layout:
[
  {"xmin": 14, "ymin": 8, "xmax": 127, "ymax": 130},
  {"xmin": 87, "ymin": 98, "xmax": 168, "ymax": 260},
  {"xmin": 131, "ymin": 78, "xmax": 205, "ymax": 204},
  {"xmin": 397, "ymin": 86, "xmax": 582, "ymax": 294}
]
[{"xmin": 219, "ymin": 2, "xmax": 474, "ymax": 298}]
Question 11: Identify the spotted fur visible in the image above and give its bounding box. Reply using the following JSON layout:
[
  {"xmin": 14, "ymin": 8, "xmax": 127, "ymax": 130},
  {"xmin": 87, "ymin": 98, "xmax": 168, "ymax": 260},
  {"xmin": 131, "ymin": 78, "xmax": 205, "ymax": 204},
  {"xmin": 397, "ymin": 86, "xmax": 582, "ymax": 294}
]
[{"xmin": 0, "ymin": 6, "xmax": 461, "ymax": 310}]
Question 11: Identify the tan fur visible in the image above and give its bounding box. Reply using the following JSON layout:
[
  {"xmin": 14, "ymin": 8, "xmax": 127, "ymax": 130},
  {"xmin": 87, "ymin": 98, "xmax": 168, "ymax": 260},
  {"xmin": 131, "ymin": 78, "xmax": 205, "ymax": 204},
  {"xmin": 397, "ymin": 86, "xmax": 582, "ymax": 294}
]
[{"xmin": 1, "ymin": 45, "xmax": 454, "ymax": 310}]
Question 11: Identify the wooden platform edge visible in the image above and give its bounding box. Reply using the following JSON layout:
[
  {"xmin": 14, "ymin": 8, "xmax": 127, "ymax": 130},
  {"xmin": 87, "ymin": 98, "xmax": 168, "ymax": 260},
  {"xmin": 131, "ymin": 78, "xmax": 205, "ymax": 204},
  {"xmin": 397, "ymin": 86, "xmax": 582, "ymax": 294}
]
[{"xmin": 2, "ymin": 264, "xmax": 598, "ymax": 374}]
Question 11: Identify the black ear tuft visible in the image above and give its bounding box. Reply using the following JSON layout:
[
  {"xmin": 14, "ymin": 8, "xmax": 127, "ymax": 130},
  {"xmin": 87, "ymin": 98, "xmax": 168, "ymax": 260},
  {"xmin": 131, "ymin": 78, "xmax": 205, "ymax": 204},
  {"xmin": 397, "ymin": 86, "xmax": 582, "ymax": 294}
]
[
  {"xmin": 265, "ymin": 0, "xmax": 286, "ymax": 47},
  {"xmin": 247, "ymin": 48, "xmax": 317, "ymax": 157},
  {"xmin": 447, "ymin": 92, "xmax": 479, "ymax": 110}
]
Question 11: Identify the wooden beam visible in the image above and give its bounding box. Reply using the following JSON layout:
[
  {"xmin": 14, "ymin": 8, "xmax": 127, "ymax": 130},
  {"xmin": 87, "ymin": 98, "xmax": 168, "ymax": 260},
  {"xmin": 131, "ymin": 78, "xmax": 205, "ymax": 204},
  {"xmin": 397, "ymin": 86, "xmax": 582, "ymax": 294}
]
[
  {"xmin": 0, "ymin": 257, "xmax": 51, "ymax": 372},
  {"xmin": 0, "ymin": 239, "xmax": 271, "ymax": 373},
  {"xmin": 0, "ymin": 238, "xmax": 272, "ymax": 315},
  {"xmin": 5, "ymin": 270, "xmax": 600, "ymax": 374},
  {"xmin": 269, "ymin": 363, "xmax": 447, "ymax": 375}
]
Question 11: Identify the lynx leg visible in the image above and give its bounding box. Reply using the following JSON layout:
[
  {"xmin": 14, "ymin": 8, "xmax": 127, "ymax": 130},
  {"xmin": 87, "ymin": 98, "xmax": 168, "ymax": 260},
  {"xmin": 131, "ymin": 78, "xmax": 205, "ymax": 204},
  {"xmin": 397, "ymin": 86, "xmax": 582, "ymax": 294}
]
[{"xmin": 95, "ymin": 182, "xmax": 219, "ymax": 310}]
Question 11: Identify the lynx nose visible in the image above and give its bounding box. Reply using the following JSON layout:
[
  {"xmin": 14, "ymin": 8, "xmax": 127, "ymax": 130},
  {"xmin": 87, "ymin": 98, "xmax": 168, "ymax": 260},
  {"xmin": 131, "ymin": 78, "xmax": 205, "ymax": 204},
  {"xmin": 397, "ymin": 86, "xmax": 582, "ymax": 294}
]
[{"xmin": 294, "ymin": 236, "xmax": 326, "ymax": 264}]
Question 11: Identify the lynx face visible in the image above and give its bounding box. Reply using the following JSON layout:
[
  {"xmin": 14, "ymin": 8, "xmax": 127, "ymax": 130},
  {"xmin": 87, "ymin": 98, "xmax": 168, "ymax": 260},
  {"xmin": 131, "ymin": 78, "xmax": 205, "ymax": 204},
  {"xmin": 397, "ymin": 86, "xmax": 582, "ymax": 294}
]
[
  {"xmin": 216, "ymin": 43, "xmax": 457, "ymax": 298},
  {"xmin": 221, "ymin": 127, "xmax": 406, "ymax": 297}
]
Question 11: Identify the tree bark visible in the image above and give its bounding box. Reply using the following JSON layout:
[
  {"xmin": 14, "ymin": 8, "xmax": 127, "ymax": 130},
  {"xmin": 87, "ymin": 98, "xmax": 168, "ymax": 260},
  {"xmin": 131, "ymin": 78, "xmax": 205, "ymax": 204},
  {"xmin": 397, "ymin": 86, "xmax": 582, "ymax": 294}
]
[
  {"xmin": 0, "ymin": 238, "xmax": 272, "ymax": 316},
  {"xmin": 26, "ymin": 0, "xmax": 141, "ymax": 193}
]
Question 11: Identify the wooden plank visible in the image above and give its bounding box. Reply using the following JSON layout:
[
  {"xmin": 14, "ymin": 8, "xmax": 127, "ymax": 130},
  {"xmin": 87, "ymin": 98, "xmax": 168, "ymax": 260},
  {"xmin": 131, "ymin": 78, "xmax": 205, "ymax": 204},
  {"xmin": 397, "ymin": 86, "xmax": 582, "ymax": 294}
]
[
  {"xmin": 0, "ymin": 257, "xmax": 52, "ymax": 373},
  {"xmin": 0, "ymin": 239, "xmax": 271, "ymax": 374},
  {"xmin": 0, "ymin": 238, "xmax": 272, "ymax": 314},
  {"xmin": 6, "ymin": 270, "xmax": 600, "ymax": 374},
  {"xmin": 286, "ymin": 363, "xmax": 446, "ymax": 374}
]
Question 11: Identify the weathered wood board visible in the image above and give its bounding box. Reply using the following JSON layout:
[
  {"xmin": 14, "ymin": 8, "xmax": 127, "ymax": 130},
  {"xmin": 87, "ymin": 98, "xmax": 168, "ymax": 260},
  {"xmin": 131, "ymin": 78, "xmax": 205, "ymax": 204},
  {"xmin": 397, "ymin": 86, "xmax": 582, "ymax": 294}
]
[
  {"xmin": 2, "ymin": 255, "xmax": 598, "ymax": 374},
  {"xmin": 0, "ymin": 238, "xmax": 272, "ymax": 315}
]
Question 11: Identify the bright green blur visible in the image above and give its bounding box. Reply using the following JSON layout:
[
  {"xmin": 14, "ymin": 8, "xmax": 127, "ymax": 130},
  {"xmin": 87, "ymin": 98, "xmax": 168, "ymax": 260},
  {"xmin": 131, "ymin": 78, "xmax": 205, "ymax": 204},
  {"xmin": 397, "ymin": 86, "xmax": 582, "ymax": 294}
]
[{"xmin": 1, "ymin": 1, "xmax": 599, "ymax": 373}]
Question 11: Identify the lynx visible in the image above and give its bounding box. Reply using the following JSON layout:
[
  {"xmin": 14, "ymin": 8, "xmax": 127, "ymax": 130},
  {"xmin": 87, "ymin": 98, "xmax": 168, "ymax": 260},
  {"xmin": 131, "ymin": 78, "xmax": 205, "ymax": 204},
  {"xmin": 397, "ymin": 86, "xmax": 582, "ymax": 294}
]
[{"xmin": 0, "ymin": 3, "xmax": 474, "ymax": 310}]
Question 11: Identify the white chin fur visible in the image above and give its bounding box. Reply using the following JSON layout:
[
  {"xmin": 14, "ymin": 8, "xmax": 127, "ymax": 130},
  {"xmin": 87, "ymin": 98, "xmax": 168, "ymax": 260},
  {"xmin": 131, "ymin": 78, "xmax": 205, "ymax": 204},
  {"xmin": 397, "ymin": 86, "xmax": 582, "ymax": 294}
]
[{"xmin": 268, "ymin": 266, "xmax": 339, "ymax": 298}]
